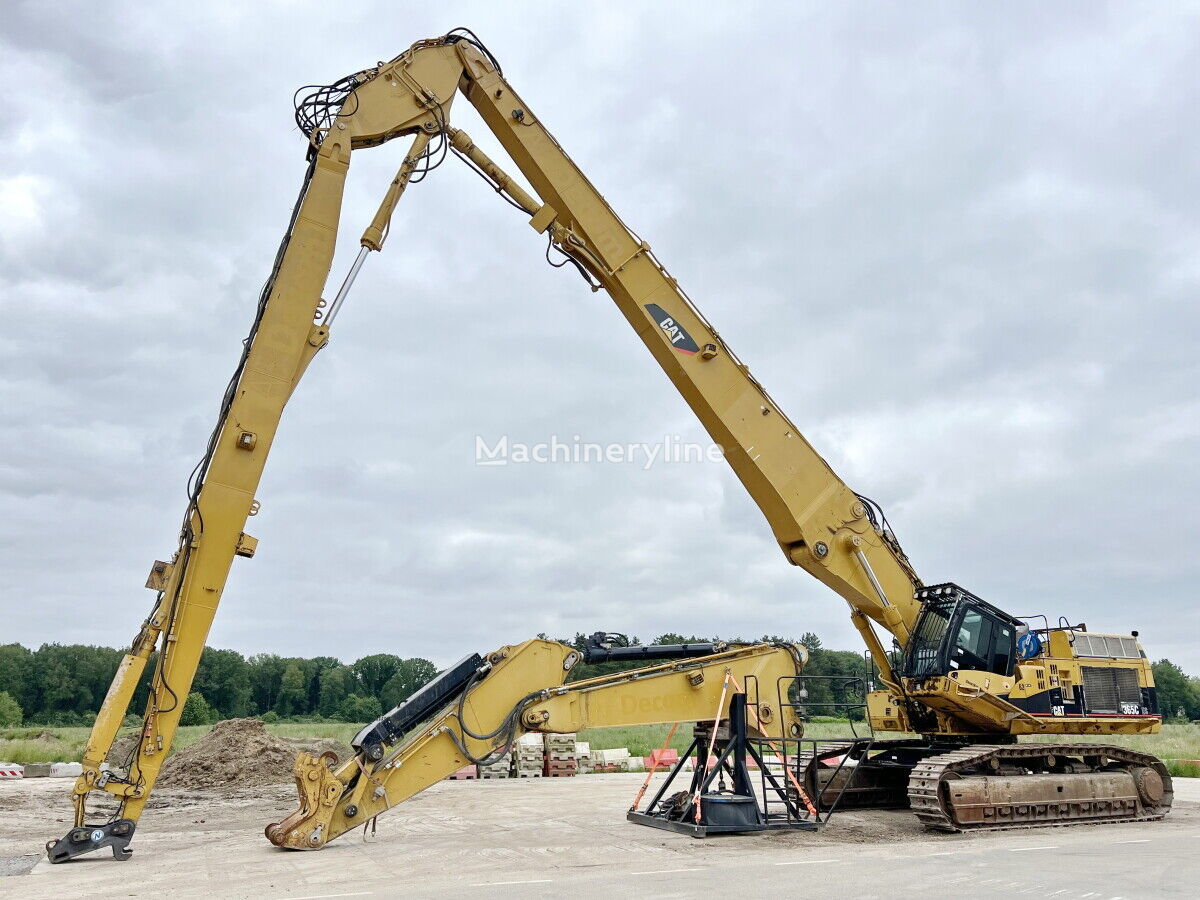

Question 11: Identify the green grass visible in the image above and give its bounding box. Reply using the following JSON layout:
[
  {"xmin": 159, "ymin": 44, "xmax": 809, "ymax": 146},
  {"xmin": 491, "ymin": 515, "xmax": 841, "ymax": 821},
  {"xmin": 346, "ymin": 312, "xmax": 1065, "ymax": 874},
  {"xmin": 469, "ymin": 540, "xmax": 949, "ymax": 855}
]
[
  {"xmin": 1166, "ymin": 760, "xmax": 1200, "ymax": 778},
  {"xmin": 267, "ymin": 722, "xmax": 361, "ymax": 742},
  {"xmin": 577, "ymin": 720, "xmax": 874, "ymax": 757},
  {"xmin": 0, "ymin": 722, "xmax": 364, "ymax": 765},
  {"xmin": 577, "ymin": 721, "xmax": 1200, "ymax": 772},
  {"xmin": 4, "ymin": 720, "xmax": 1198, "ymax": 774},
  {"xmin": 1023, "ymin": 721, "xmax": 1200, "ymax": 760}
]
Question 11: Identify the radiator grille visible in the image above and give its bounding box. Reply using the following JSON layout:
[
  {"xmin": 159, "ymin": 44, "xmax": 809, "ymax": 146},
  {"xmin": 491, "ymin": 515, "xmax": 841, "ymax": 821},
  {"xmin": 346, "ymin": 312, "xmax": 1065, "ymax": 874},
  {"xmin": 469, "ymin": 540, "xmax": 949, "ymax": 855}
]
[
  {"xmin": 1081, "ymin": 666, "xmax": 1141, "ymax": 714},
  {"xmin": 1072, "ymin": 633, "xmax": 1140, "ymax": 659}
]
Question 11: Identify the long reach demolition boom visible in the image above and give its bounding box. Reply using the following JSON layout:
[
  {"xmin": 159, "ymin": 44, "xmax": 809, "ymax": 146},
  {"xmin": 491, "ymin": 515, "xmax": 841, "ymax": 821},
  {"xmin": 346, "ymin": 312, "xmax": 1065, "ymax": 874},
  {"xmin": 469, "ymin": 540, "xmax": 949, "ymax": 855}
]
[{"xmin": 50, "ymin": 30, "xmax": 1170, "ymax": 862}]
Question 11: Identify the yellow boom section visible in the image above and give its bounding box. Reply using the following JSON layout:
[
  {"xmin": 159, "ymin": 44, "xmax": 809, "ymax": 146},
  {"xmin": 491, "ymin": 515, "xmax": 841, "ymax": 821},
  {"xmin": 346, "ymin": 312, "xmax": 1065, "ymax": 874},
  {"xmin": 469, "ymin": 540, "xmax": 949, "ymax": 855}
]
[
  {"xmin": 266, "ymin": 639, "xmax": 806, "ymax": 850},
  {"xmin": 447, "ymin": 46, "xmax": 922, "ymax": 645},
  {"xmin": 68, "ymin": 32, "xmax": 919, "ymax": 835}
]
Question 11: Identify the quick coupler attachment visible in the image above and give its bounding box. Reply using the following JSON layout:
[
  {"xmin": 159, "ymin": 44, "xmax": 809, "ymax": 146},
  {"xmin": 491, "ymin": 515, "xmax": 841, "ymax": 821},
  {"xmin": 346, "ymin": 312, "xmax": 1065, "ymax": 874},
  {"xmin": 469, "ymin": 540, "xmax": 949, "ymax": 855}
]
[{"xmin": 46, "ymin": 818, "xmax": 136, "ymax": 863}]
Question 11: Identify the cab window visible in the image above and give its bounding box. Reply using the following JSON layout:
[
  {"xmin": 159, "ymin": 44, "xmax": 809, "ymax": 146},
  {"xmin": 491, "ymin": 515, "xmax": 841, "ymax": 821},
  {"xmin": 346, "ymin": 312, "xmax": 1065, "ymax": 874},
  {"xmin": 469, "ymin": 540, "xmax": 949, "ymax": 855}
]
[
  {"xmin": 953, "ymin": 610, "xmax": 1015, "ymax": 677},
  {"xmin": 990, "ymin": 623, "xmax": 1014, "ymax": 675},
  {"xmin": 954, "ymin": 611, "xmax": 992, "ymax": 670}
]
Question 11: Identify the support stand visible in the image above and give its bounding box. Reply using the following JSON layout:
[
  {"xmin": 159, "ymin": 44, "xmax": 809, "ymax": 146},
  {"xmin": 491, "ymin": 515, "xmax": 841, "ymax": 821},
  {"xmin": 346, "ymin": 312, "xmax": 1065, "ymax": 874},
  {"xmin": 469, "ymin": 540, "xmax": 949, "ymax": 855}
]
[{"xmin": 627, "ymin": 693, "xmax": 818, "ymax": 837}]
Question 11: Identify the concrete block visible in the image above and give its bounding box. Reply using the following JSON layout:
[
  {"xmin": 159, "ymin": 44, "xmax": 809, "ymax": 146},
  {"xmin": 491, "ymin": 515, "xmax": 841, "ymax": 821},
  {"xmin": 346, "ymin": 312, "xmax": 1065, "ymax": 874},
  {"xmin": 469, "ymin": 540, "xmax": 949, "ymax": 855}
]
[
  {"xmin": 22, "ymin": 763, "xmax": 53, "ymax": 778},
  {"xmin": 478, "ymin": 751, "xmax": 514, "ymax": 779},
  {"xmin": 0, "ymin": 763, "xmax": 23, "ymax": 779},
  {"xmin": 49, "ymin": 762, "xmax": 82, "ymax": 778},
  {"xmin": 593, "ymin": 748, "xmax": 630, "ymax": 764}
]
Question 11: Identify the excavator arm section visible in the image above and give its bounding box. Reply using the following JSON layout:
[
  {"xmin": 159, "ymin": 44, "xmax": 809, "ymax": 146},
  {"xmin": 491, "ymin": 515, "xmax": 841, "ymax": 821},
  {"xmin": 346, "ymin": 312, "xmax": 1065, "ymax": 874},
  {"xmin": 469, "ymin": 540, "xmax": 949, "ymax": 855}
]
[
  {"xmin": 266, "ymin": 639, "xmax": 805, "ymax": 850},
  {"xmin": 453, "ymin": 52, "xmax": 921, "ymax": 645},
  {"xmin": 59, "ymin": 43, "xmax": 462, "ymax": 846},
  {"xmin": 60, "ymin": 31, "xmax": 917, "ymax": 857},
  {"xmin": 327, "ymin": 36, "xmax": 921, "ymax": 641}
]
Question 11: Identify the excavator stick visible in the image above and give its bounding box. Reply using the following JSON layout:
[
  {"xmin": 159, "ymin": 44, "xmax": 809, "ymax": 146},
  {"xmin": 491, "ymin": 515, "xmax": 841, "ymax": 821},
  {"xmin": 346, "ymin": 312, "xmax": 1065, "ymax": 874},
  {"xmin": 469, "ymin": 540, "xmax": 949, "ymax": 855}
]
[{"xmin": 266, "ymin": 638, "xmax": 807, "ymax": 850}]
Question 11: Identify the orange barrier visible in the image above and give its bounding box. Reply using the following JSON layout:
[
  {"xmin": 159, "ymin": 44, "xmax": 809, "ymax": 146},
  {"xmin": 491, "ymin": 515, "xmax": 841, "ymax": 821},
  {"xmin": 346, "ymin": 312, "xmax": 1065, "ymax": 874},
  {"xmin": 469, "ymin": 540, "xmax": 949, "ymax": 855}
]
[{"xmin": 629, "ymin": 721, "xmax": 680, "ymax": 812}]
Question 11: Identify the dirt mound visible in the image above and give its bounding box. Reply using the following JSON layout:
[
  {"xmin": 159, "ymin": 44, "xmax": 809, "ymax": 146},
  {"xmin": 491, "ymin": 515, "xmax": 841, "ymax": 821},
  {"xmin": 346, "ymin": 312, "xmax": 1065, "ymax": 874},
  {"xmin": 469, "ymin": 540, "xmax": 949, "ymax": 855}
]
[
  {"xmin": 285, "ymin": 737, "xmax": 354, "ymax": 765},
  {"xmin": 103, "ymin": 732, "xmax": 142, "ymax": 777},
  {"xmin": 157, "ymin": 719, "xmax": 352, "ymax": 791},
  {"xmin": 33, "ymin": 730, "xmax": 62, "ymax": 743}
]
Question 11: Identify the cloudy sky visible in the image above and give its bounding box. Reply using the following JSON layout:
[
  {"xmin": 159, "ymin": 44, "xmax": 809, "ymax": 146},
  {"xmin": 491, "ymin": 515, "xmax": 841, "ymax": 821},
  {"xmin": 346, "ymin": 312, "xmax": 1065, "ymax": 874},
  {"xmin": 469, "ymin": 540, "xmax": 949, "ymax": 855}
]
[{"xmin": 3, "ymin": 2, "xmax": 1198, "ymax": 673}]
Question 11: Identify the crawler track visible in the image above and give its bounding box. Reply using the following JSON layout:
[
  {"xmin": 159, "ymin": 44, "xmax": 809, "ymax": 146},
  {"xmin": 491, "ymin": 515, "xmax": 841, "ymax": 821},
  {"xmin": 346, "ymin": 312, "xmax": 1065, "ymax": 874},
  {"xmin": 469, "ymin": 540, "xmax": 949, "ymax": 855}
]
[{"xmin": 907, "ymin": 743, "xmax": 1173, "ymax": 832}]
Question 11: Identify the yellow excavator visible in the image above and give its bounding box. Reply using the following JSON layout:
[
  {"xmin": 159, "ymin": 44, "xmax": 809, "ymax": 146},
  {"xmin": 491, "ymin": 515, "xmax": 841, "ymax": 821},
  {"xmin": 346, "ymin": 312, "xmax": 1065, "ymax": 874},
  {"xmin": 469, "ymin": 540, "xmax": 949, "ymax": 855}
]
[{"xmin": 48, "ymin": 30, "xmax": 1170, "ymax": 862}]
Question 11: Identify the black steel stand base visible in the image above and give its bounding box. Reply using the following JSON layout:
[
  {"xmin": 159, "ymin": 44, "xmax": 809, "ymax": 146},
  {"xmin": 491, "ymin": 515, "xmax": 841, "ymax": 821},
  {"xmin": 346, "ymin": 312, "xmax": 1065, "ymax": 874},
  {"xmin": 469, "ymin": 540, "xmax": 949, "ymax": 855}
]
[
  {"xmin": 628, "ymin": 810, "xmax": 818, "ymax": 838},
  {"xmin": 628, "ymin": 694, "xmax": 822, "ymax": 839}
]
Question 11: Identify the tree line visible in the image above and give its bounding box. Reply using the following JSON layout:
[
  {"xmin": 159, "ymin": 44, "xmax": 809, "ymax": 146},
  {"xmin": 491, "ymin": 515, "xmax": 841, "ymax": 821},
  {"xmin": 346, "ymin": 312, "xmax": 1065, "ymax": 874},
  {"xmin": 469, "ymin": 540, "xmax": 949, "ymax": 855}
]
[
  {"xmin": 0, "ymin": 643, "xmax": 436, "ymax": 727},
  {"xmin": 558, "ymin": 631, "xmax": 882, "ymax": 720},
  {"xmin": 1, "ymin": 636, "xmax": 1198, "ymax": 728}
]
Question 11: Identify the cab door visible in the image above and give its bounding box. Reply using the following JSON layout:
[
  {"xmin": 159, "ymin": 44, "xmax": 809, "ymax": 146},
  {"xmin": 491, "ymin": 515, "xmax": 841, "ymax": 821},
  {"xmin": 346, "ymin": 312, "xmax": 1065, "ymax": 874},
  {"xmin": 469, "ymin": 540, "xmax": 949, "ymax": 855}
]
[{"xmin": 950, "ymin": 607, "xmax": 1015, "ymax": 677}]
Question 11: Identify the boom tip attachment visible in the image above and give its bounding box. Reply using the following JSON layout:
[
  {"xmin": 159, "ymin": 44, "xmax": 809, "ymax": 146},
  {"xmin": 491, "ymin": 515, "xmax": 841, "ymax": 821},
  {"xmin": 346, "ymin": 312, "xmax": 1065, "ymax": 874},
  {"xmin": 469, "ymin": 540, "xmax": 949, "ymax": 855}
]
[{"xmin": 46, "ymin": 818, "xmax": 136, "ymax": 863}]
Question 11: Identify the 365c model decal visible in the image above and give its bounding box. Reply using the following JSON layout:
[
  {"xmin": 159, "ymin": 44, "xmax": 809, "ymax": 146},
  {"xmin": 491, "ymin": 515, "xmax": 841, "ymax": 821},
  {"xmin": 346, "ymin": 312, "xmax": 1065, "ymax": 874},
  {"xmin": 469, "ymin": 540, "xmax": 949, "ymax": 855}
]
[{"xmin": 644, "ymin": 303, "xmax": 699, "ymax": 355}]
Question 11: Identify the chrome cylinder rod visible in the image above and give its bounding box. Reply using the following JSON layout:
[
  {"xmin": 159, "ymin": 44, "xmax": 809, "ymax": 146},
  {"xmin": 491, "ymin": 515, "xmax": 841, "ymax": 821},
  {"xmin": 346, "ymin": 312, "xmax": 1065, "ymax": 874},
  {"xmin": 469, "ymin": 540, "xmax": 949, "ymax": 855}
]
[
  {"xmin": 324, "ymin": 246, "xmax": 370, "ymax": 327},
  {"xmin": 855, "ymin": 549, "xmax": 892, "ymax": 608}
]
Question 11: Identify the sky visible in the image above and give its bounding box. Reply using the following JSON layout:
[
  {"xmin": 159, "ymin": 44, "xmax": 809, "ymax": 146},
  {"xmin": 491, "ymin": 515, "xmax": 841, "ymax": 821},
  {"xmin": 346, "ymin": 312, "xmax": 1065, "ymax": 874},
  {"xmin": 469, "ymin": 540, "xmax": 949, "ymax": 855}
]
[{"xmin": 2, "ymin": 1, "xmax": 1198, "ymax": 672}]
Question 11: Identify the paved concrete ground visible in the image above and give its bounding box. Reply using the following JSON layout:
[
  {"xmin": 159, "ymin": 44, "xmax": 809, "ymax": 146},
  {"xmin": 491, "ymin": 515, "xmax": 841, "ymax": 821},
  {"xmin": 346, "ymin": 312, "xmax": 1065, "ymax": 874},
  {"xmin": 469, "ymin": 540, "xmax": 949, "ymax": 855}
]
[{"xmin": 2, "ymin": 775, "xmax": 1196, "ymax": 898}]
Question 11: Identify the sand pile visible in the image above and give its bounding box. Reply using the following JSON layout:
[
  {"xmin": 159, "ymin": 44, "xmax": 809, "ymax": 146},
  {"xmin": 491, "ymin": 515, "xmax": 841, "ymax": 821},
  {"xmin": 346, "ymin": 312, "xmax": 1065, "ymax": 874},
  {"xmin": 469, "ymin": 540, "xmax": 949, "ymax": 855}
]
[
  {"xmin": 107, "ymin": 732, "xmax": 140, "ymax": 761},
  {"xmin": 157, "ymin": 719, "xmax": 352, "ymax": 791},
  {"xmin": 102, "ymin": 732, "xmax": 142, "ymax": 778},
  {"xmin": 285, "ymin": 736, "xmax": 354, "ymax": 763}
]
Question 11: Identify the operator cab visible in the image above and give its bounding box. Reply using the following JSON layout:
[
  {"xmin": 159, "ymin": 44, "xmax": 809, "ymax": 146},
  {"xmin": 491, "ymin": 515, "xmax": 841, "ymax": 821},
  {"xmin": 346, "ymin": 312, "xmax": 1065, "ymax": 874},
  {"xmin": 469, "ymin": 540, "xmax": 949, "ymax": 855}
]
[{"xmin": 903, "ymin": 583, "xmax": 1019, "ymax": 680}]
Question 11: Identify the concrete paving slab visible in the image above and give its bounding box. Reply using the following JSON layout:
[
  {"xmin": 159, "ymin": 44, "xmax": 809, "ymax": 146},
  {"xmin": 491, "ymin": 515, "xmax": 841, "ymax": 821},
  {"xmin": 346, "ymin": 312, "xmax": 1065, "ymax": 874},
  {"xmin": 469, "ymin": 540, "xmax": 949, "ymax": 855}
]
[{"xmin": 1, "ymin": 772, "xmax": 1196, "ymax": 898}]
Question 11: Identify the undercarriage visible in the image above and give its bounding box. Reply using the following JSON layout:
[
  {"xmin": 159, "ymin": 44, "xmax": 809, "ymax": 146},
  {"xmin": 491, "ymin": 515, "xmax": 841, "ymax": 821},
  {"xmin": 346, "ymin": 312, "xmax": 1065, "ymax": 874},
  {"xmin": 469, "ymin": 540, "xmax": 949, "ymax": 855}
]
[{"xmin": 797, "ymin": 738, "xmax": 1173, "ymax": 832}]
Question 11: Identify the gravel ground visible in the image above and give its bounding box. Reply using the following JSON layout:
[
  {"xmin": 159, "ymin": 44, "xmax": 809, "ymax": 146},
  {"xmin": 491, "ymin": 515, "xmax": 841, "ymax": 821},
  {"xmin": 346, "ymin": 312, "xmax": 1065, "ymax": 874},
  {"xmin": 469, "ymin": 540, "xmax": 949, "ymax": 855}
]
[{"xmin": 2, "ymin": 774, "xmax": 1197, "ymax": 898}]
